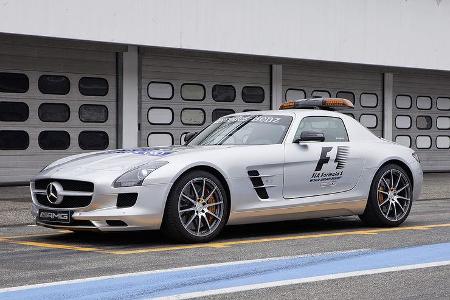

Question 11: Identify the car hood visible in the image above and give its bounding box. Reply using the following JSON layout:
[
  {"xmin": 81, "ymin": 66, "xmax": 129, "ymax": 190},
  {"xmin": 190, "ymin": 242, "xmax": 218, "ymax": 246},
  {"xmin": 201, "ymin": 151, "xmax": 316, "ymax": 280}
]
[{"xmin": 40, "ymin": 146, "xmax": 234, "ymax": 175}]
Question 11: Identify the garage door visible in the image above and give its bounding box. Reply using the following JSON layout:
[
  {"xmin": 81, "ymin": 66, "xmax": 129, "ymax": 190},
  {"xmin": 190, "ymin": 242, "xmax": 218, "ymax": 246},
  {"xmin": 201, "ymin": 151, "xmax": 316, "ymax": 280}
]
[
  {"xmin": 140, "ymin": 49, "xmax": 271, "ymax": 147},
  {"xmin": 393, "ymin": 72, "xmax": 450, "ymax": 172},
  {"xmin": 0, "ymin": 36, "xmax": 122, "ymax": 184},
  {"xmin": 282, "ymin": 62, "xmax": 384, "ymax": 137}
]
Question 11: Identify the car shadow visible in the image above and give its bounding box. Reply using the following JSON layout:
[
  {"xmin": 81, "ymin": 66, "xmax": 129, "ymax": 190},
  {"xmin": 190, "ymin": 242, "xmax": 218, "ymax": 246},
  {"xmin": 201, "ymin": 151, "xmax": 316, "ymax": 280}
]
[{"xmin": 37, "ymin": 216, "xmax": 369, "ymax": 248}]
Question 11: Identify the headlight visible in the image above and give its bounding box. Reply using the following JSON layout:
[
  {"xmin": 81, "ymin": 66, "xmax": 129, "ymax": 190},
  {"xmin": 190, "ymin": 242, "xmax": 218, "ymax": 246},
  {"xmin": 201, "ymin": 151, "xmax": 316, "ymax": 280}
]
[
  {"xmin": 412, "ymin": 152, "xmax": 420, "ymax": 163},
  {"xmin": 113, "ymin": 161, "xmax": 169, "ymax": 188}
]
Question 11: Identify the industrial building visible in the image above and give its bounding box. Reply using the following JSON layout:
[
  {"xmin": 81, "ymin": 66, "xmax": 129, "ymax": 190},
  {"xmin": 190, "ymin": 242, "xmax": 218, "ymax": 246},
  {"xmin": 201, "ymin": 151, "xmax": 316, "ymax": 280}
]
[{"xmin": 0, "ymin": 0, "xmax": 449, "ymax": 183}]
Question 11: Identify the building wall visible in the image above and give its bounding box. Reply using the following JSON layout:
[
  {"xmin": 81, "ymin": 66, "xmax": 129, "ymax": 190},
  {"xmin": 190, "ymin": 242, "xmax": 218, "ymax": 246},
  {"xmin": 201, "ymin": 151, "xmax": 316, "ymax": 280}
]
[{"xmin": 1, "ymin": 0, "xmax": 450, "ymax": 71}]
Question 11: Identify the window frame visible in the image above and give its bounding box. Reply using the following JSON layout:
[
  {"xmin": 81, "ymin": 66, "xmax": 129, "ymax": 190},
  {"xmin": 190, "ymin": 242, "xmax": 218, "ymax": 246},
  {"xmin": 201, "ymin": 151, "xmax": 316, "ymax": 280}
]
[
  {"xmin": 415, "ymin": 135, "xmax": 432, "ymax": 150},
  {"xmin": 0, "ymin": 130, "xmax": 29, "ymax": 150},
  {"xmin": 359, "ymin": 114, "xmax": 378, "ymax": 129},
  {"xmin": 147, "ymin": 132, "xmax": 174, "ymax": 147},
  {"xmin": 78, "ymin": 77, "xmax": 109, "ymax": 97},
  {"xmin": 436, "ymin": 116, "xmax": 450, "ymax": 130},
  {"xmin": 395, "ymin": 94, "xmax": 412, "ymax": 109},
  {"xmin": 180, "ymin": 108, "xmax": 206, "ymax": 126},
  {"xmin": 395, "ymin": 115, "xmax": 412, "ymax": 129},
  {"xmin": 181, "ymin": 83, "xmax": 206, "ymax": 101},
  {"xmin": 436, "ymin": 136, "xmax": 450, "ymax": 149},
  {"xmin": 38, "ymin": 130, "xmax": 71, "ymax": 150},
  {"xmin": 212, "ymin": 108, "xmax": 235, "ymax": 122},
  {"xmin": 293, "ymin": 116, "xmax": 350, "ymax": 143},
  {"xmin": 336, "ymin": 91, "xmax": 356, "ymax": 104},
  {"xmin": 0, "ymin": 101, "xmax": 29, "ymax": 122},
  {"xmin": 212, "ymin": 84, "xmax": 236, "ymax": 102},
  {"xmin": 436, "ymin": 97, "xmax": 450, "ymax": 111},
  {"xmin": 241, "ymin": 86, "xmax": 265, "ymax": 103},
  {"xmin": 285, "ymin": 88, "xmax": 306, "ymax": 101},
  {"xmin": 38, "ymin": 74, "xmax": 70, "ymax": 95},
  {"xmin": 147, "ymin": 106, "xmax": 174, "ymax": 125},
  {"xmin": 78, "ymin": 131, "xmax": 109, "ymax": 150},
  {"xmin": 360, "ymin": 93, "xmax": 378, "ymax": 108},
  {"xmin": 38, "ymin": 103, "xmax": 70, "ymax": 123},
  {"xmin": 416, "ymin": 96, "xmax": 432, "ymax": 110},
  {"xmin": 79, "ymin": 104, "xmax": 109, "ymax": 123},
  {"xmin": 146, "ymin": 81, "xmax": 174, "ymax": 100},
  {"xmin": 416, "ymin": 115, "xmax": 433, "ymax": 130},
  {"xmin": 311, "ymin": 90, "xmax": 331, "ymax": 99},
  {"xmin": 395, "ymin": 135, "xmax": 411, "ymax": 148},
  {"xmin": 0, "ymin": 72, "xmax": 29, "ymax": 93}
]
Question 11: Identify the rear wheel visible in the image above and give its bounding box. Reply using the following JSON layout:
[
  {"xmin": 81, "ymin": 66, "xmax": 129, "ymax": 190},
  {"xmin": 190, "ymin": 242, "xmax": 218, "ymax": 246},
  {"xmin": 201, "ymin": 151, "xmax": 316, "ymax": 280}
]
[
  {"xmin": 359, "ymin": 164, "xmax": 412, "ymax": 226},
  {"xmin": 162, "ymin": 170, "xmax": 229, "ymax": 243}
]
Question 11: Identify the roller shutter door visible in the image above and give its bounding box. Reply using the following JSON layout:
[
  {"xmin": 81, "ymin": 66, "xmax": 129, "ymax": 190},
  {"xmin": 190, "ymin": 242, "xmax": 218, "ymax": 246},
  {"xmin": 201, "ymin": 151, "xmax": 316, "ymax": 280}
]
[
  {"xmin": 282, "ymin": 62, "xmax": 383, "ymax": 137},
  {"xmin": 393, "ymin": 72, "xmax": 450, "ymax": 172},
  {"xmin": 140, "ymin": 49, "xmax": 271, "ymax": 147},
  {"xmin": 0, "ymin": 36, "xmax": 122, "ymax": 183}
]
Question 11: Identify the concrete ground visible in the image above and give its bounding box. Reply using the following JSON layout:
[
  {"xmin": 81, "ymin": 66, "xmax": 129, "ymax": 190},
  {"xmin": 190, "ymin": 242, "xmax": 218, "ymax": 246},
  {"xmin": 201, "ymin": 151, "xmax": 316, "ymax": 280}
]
[{"xmin": 0, "ymin": 173, "xmax": 448, "ymax": 299}]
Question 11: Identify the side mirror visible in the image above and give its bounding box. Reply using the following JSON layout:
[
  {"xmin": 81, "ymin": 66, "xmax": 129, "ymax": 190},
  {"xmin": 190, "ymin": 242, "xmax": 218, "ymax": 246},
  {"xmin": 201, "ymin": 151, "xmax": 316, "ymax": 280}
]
[
  {"xmin": 294, "ymin": 131, "xmax": 325, "ymax": 143},
  {"xmin": 183, "ymin": 132, "xmax": 198, "ymax": 144}
]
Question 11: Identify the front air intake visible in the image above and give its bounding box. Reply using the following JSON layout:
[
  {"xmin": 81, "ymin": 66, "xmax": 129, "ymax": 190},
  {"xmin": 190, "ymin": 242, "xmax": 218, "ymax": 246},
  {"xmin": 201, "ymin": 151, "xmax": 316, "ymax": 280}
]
[{"xmin": 117, "ymin": 193, "xmax": 138, "ymax": 208}]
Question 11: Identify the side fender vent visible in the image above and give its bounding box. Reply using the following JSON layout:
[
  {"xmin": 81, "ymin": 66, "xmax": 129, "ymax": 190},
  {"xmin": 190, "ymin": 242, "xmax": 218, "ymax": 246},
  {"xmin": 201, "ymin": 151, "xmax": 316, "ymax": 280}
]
[{"xmin": 247, "ymin": 170, "xmax": 269, "ymax": 199}]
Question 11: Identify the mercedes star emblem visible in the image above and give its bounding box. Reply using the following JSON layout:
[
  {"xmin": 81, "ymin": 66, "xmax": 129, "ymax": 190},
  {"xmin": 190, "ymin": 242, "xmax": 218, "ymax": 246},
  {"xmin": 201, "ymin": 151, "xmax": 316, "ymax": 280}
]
[{"xmin": 46, "ymin": 182, "xmax": 64, "ymax": 204}]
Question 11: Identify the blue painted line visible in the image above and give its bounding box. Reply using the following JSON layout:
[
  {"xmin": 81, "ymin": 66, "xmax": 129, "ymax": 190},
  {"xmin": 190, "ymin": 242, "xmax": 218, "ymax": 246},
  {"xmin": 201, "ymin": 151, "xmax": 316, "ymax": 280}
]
[{"xmin": 1, "ymin": 242, "xmax": 449, "ymax": 300}]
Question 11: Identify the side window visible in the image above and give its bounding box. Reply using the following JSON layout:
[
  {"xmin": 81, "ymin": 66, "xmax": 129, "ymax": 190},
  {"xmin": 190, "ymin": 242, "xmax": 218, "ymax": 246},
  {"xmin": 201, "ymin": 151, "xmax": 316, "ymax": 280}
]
[{"xmin": 294, "ymin": 116, "xmax": 349, "ymax": 142}]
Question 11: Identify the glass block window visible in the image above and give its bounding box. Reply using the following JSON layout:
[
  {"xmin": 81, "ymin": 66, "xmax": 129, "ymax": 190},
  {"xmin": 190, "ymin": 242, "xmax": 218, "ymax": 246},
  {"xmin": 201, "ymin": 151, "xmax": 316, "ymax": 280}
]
[
  {"xmin": 78, "ymin": 131, "xmax": 109, "ymax": 150},
  {"xmin": 359, "ymin": 114, "xmax": 377, "ymax": 128},
  {"xmin": 285, "ymin": 89, "xmax": 306, "ymax": 101},
  {"xmin": 395, "ymin": 95, "xmax": 412, "ymax": 109},
  {"xmin": 148, "ymin": 82, "xmax": 173, "ymax": 100},
  {"xmin": 212, "ymin": 109, "xmax": 235, "ymax": 122},
  {"xmin": 0, "ymin": 102, "xmax": 29, "ymax": 122},
  {"xmin": 416, "ymin": 116, "xmax": 432, "ymax": 130},
  {"xmin": 395, "ymin": 135, "xmax": 411, "ymax": 148},
  {"xmin": 181, "ymin": 108, "xmax": 205, "ymax": 125},
  {"xmin": 38, "ymin": 75, "xmax": 70, "ymax": 95},
  {"xmin": 0, "ymin": 130, "xmax": 29, "ymax": 150},
  {"xmin": 360, "ymin": 93, "xmax": 378, "ymax": 108},
  {"xmin": 79, "ymin": 104, "xmax": 108, "ymax": 123},
  {"xmin": 79, "ymin": 77, "xmax": 109, "ymax": 96},
  {"xmin": 212, "ymin": 85, "xmax": 236, "ymax": 102},
  {"xmin": 38, "ymin": 131, "xmax": 70, "ymax": 150},
  {"xmin": 38, "ymin": 103, "xmax": 70, "ymax": 122},
  {"xmin": 395, "ymin": 115, "xmax": 411, "ymax": 129},
  {"xmin": 416, "ymin": 96, "xmax": 432, "ymax": 110},
  {"xmin": 181, "ymin": 83, "xmax": 205, "ymax": 101},
  {"xmin": 242, "ymin": 86, "xmax": 264, "ymax": 103},
  {"xmin": 0, "ymin": 72, "xmax": 29, "ymax": 93},
  {"xmin": 336, "ymin": 91, "xmax": 355, "ymax": 104},
  {"xmin": 147, "ymin": 107, "xmax": 173, "ymax": 125},
  {"xmin": 147, "ymin": 133, "xmax": 173, "ymax": 147},
  {"xmin": 416, "ymin": 136, "xmax": 432, "ymax": 149}
]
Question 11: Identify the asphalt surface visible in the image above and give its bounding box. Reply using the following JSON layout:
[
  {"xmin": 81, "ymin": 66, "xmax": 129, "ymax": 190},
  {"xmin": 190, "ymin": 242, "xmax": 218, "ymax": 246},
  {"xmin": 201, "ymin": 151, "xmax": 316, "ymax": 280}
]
[{"xmin": 0, "ymin": 198, "xmax": 449, "ymax": 299}]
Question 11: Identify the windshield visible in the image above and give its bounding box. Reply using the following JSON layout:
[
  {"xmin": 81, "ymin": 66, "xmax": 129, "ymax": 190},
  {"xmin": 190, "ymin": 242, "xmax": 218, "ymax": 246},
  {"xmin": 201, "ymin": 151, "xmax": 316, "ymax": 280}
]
[{"xmin": 188, "ymin": 115, "xmax": 293, "ymax": 146}]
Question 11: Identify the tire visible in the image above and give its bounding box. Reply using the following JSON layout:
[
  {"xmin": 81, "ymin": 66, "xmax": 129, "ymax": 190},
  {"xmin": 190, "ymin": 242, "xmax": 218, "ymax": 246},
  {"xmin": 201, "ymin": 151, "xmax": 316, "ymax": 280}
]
[
  {"xmin": 359, "ymin": 164, "xmax": 413, "ymax": 227},
  {"xmin": 162, "ymin": 170, "xmax": 229, "ymax": 243}
]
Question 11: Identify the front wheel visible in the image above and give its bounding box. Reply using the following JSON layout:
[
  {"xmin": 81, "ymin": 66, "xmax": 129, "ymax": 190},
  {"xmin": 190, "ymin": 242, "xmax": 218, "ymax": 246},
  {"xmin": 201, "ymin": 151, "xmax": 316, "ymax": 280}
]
[
  {"xmin": 162, "ymin": 170, "xmax": 229, "ymax": 243},
  {"xmin": 359, "ymin": 164, "xmax": 413, "ymax": 226}
]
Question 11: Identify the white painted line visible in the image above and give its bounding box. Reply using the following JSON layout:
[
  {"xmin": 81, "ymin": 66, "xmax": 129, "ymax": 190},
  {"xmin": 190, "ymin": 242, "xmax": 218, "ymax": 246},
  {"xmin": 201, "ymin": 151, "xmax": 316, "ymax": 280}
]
[
  {"xmin": 26, "ymin": 225, "xmax": 37, "ymax": 227},
  {"xmin": 155, "ymin": 260, "xmax": 450, "ymax": 300},
  {"xmin": 0, "ymin": 249, "xmax": 368, "ymax": 293}
]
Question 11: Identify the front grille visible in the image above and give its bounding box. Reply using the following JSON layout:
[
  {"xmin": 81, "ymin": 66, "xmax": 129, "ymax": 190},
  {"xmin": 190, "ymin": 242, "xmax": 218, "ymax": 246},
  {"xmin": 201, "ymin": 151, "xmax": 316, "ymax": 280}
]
[
  {"xmin": 36, "ymin": 194, "xmax": 92, "ymax": 208},
  {"xmin": 38, "ymin": 219, "xmax": 95, "ymax": 227},
  {"xmin": 33, "ymin": 178, "xmax": 94, "ymax": 208},
  {"xmin": 34, "ymin": 179, "xmax": 94, "ymax": 192}
]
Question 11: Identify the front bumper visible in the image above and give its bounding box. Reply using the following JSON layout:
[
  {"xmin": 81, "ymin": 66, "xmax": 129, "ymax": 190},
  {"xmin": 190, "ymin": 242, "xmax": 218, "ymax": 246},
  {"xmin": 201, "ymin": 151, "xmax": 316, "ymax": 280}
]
[{"xmin": 31, "ymin": 181, "xmax": 172, "ymax": 231}]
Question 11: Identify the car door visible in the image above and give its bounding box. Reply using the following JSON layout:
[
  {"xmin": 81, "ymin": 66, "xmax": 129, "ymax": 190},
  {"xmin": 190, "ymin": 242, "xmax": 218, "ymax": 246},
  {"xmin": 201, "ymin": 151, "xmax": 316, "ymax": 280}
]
[{"xmin": 283, "ymin": 116, "xmax": 364, "ymax": 199}]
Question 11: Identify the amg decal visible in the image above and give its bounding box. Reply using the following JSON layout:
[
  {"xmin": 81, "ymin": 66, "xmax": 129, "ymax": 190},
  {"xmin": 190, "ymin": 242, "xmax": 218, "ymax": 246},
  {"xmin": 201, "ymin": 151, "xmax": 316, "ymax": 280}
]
[{"xmin": 310, "ymin": 146, "xmax": 350, "ymax": 183}]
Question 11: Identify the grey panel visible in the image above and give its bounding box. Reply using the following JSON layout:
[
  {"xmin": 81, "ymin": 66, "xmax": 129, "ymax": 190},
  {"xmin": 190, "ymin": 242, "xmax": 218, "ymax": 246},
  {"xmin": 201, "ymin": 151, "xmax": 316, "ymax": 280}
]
[
  {"xmin": 282, "ymin": 62, "xmax": 384, "ymax": 137},
  {"xmin": 140, "ymin": 49, "xmax": 271, "ymax": 146},
  {"xmin": 393, "ymin": 71, "xmax": 450, "ymax": 171},
  {"xmin": 0, "ymin": 37, "xmax": 118, "ymax": 183}
]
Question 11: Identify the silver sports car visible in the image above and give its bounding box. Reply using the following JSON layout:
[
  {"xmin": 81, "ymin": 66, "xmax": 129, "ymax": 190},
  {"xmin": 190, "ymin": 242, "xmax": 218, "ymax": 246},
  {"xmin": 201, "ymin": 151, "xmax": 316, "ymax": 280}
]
[{"xmin": 31, "ymin": 98, "xmax": 423, "ymax": 242}]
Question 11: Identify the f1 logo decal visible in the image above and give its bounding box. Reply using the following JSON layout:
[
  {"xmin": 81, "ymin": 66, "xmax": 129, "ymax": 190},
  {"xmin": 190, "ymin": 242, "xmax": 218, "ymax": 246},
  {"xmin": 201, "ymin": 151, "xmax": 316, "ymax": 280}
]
[
  {"xmin": 315, "ymin": 147, "xmax": 333, "ymax": 171},
  {"xmin": 315, "ymin": 146, "xmax": 350, "ymax": 171}
]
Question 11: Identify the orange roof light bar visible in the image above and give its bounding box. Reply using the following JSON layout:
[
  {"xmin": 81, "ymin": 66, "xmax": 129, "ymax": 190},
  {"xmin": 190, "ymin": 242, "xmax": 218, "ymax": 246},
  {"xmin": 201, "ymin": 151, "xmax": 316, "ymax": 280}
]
[{"xmin": 279, "ymin": 98, "xmax": 354, "ymax": 110}]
